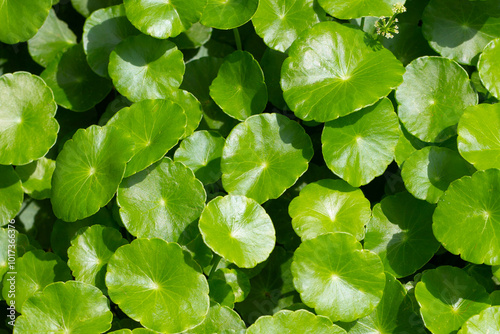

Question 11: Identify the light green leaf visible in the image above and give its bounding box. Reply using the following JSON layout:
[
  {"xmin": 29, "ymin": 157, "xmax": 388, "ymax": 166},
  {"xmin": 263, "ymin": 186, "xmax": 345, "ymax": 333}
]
[
  {"xmin": 28, "ymin": 9, "xmax": 78, "ymax": 67},
  {"xmin": 401, "ymin": 146, "xmax": 475, "ymax": 203},
  {"xmin": 289, "ymin": 179, "xmax": 371, "ymax": 241},
  {"xmin": 171, "ymin": 23, "xmax": 212, "ymax": 50},
  {"xmin": 14, "ymin": 281, "xmax": 113, "ymax": 333},
  {"xmin": 0, "ymin": 72, "xmax": 58, "ymax": 165},
  {"xmin": 0, "ymin": 0, "xmax": 52, "ymax": 44},
  {"xmin": 41, "ymin": 44, "xmax": 113, "ymax": 111},
  {"xmin": 0, "ymin": 229, "xmax": 34, "ymax": 280},
  {"xmin": 174, "ymin": 130, "xmax": 225, "ymax": 184},
  {"xmin": 108, "ymin": 99, "xmax": 187, "ymax": 177},
  {"xmin": 422, "ymin": 0, "xmax": 500, "ymax": 65},
  {"xmin": 109, "ymin": 34, "xmax": 185, "ymax": 102},
  {"xmin": 458, "ymin": 306, "xmax": 500, "ymax": 334},
  {"xmin": 123, "ymin": 0, "xmax": 206, "ymax": 39},
  {"xmin": 478, "ymin": 38, "xmax": 500, "ymax": 99},
  {"xmin": 322, "ymin": 98, "xmax": 400, "ymax": 187},
  {"xmin": 433, "ymin": 169, "xmax": 500, "ymax": 265},
  {"xmin": 67, "ymin": 225, "xmax": 127, "ymax": 293},
  {"xmin": 15, "ymin": 157, "xmax": 56, "ymax": 200},
  {"xmin": 210, "ymin": 51, "xmax": 267, "ymax": 121},
  {"xmin": 317, "ymin": 0, "xmax": 403, "ymax": 19},
  {"xmin": 253, "ymin": 0, "xmax": 325, "ymax": 52},
  {"xmin": 106, "ymin": 238, "xmax": 210, "ymax": 333},
  {"xmin": 291, "ymin": 232, "xmax": 386, "ymax": 322},
  {"xmin": 364, "ymin": 192, "xmax": 440, "ymax": 278},
  {"xmin": 458, "ymin": 103, "xmax": 500, "ymax": 170},
  {"xmin": 83, "ymin": 4, "xmax": 140, "ymax": 77},
  {"xmin": 186, "ymin": 303, "xmax": 246, "ymax": 333},
  {"xmin": 167, "ymin": 90, "xmax": 204, "ymax": 139},
  {"xmin": 282, "ymin": 21, "xmax": 404, "ymax": 122},
  {"xmin": 222, "ymin": 113, "xmax": 313, "ymax": 204},
  {"xmin": 395, "ymin": 56, "xmax": 477, "ymax": 143},
  {"xmin": 199, "ymin": 195, "xmax": 276, "ymax": 268},
  {"xmin": 201, "ymin": 0, "xmax": 258, "ymax": 30},
  {"xmin": 51, "ymin": 125, "xmax": 134, "ymax": 222},
  {"xmin": 0, "ymin": 166, "xmax": 23, "ymax": 226},
  {"xmin": 71, "ymin": 0, "xmax": 123, "ymax": 17},
  {"xmin": 394, "ymin": 122, "xmax": 429, "ymax": 167},
  {"xmin": 415, "ymin": 266, "xmax": 491, "ymax": 334},
  {"xmin": 118, "ymin": 158, "xmax": 206, "ymax": 243}
]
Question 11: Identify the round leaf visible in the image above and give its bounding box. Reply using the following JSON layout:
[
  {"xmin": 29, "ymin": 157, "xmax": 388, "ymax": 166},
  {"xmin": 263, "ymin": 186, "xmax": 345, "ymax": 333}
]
[
  {"xmin": 222, "ymin": 113, "xmax": 313, "ymax": 204},
  {"xmin": 71, "ymin": 0, "xmax": 122, "ymax": 17},
  {"xmin": 321, "ymin": 98, "xmax": 400, "ymax": 187},
  {"xmin": 83, "ymin": 4, "xmax": 140, "ymax": 77},
  {"xmin": 433, "ymin": 169, "xmax": 500, "ymax": 265},
  {"xmin": 0, "ymin": 72, "xmax": 58, "ymax": 165},
  {"xmin": 458, "ymin": 103, "xmax": 500, "ymax": 170},
  {"xmin": 105, "ymin": 238, "xmax": 210, "ymax": 333},
  {"xmin": 188, "ymin": 303, "xmax": 246, "ymax": 333},
  {"xmin": 0, "ymin": 0, "xmax": 52, "ymax": 44},
  {"xmin": 478, "ymin": 39, "xmax": 500, "ymax": 99},
  {"xmin": 2, "ymin": 250, "xmax": 72, "ymax": 310},
  {"xmin": 364, "ymin": 192, "xmax": 440, "ymax": 278},
  {"xmin": 51, "ymin": 125, "xmax": 134, "ymax": 222},
  {"xmin": 41, "ymin": 44, "xmax": 113, "ymax": 111},
  {"xmin": 28, "ymin": 9, "xmax": 78, "ymax": 67},
  {"xmin": 200, "ymin": 0, "xmax": 258, "ymax": 30},
  {"xmin": 401, "ymin": 146, "xmax": 475, "ymax": 203},
  {"xmin": 317, "ymin": 0, "xmax": 402, "ymax": 19},
  {"xmin": 15, "ymin": 157, "xmax": 56, "ymax": 200},
  {"xmin": 14, "ymin": 281, "xmax": 113, "ymax": 333},
  {"xmin": 247, "ymin": 309, "xmax": 346, "ymax": 334},
  {"xmin": 0, "ymin": 229, "xmax": 34, "ymax": 279},
  {"xmin": 252, "ymin": 0, "xmax": 325, "ymax": 52},
  {"xmin": 167, "ymin": 89, "xmax": 204, "ymax": 139},
  {"xmin": 174, "ymin": 130, "xmax": 225, "ymax": 184},
  {"xmin": 209, "ymin": 51, "xmax": 267, "ymax": 121},
  {"xmin": 67, "ymin": 225, "xmax": 127, "ymax": 293},
  {"xmin": 289, "ymin": 179, "xmax": 371, "ymax": 241},
  {"xmin": 415, "ymin": 266, "xmax": 491, "ymax": 334},
  {"xmin": 291, "ymin": 232, "xmax": 386, "ymax": 322},
  {"xmin": 422, "ymin": 0, "xmax": 500, "ymax": 65},
  {"xmin": 171, "ymin": 23, "xmax": 212, "ymax": 49},
  {"xmin": 281, "ymin": 21, "xmax": 405, "ymax": 122},
  {"xmin": 458, "ymin": 306, "xmax": 500, "ymax": 334},
  {"xmin": 109, "ymin": 34, "xmax": 185, "ymax": 102},
  {"xmin": 118, "ymin": 158, "xmax": 206, "ymax": 243},
  {"xmin": 0, "ymin": 166, "xmax": 23, "ymax": 226},
  {"xmin": 108, "ymin": 99, "xmax": 187, "ymax": 177},
  {"xmin": 395, "ymin": 56, "xmax": 477, "ymax": 143},
  {"xmin": 123, "ymin": 0, "xmax": 206, "ymax": 39},
  {"xmin": 199, "ymin": 195, "xmax": 276, "ymax": 268}
]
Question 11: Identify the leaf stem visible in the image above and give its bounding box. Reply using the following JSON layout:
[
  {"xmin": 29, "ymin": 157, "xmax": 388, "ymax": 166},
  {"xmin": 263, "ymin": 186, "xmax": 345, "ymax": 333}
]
[
  {"xmin": 360, "ymin": 17, "xmax": 365, "ymax": 30},
  {"xmin": 209, "ymin": 254, "xmax": 221, "ymax": 277},
  {"xmin": 233, "ymin": 28, "xmax": 242, "ymax": 51}
]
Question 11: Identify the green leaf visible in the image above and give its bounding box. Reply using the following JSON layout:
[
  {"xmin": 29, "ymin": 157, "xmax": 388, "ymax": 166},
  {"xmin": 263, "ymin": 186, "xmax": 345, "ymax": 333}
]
[
  {"xmin": 83, "ymin": 4, "xmax": 140, "ymax": 77},
  {"xmin": 109, "ymin": 34, "xmax": 185, "ymax": 102},
  {"xmin": 71, "ymin": 0, "xmax": 123, "ymax": 17},
  {"xmin": 51, "ymin": 125, "xmax": 134, "ymax": 222},
  {"xmin": 200, "ymin": 0, "xmax": 258, "ymax": 30},
  {"xmin": 291, "ymin": 232, "xmax": 386, "ymax": 322},
  {"xmin": 458, "ymin": 103, "xmax": 500, "ymax": 170},
  {"xmin": 0, "ymin": 229, "xmax": 34, "ymax": 280},
  {"xmin": 106, "ymin": 238, "xmax": 210, "ymax": 333},
  {"xmin": 247, "ymin": 309, "xmax": 346, "ymax": 334},
  {"xmin": 222, "ymin": 113, "xmax": 313, "ymax": 204},
  {"xmin": 174, "ymin": 130, "xmax": 225, "ymax": 184},
  {"xmin": 433, "ymin": 169, "xmax": 500, "ymax": 265},
  {"xmin": 364, "ymin": 192, "xmax": 440, "ymax": 278},
  {"xmin": 321, "ymin": 98, "xmax": 400, "ymax": 187},
  {"xmin": 401, "ymin": 146, "xmax": 475, "ymax": 203},
  {"xmin": 67, "ymin": 225, "xmax": 127, "ymax": 293},
  {"xmin": 0, "ymin": 0, "xmax": 52, "ymax": 44},
  {"xmin": 415, "ymin": 266, "xmax": 491, "ymax": 334},
  {"xmin": 282, "ymin": 22, "xmax": 404, "ymax": 122},
  {"xmin": 260, "ymin": 48, "xmax": 287, "ymax": 109},
  {"xmin": 395, "ymin": 56, "xmax": 477, "ymax": 143},
  {"xmin": 41, "ymin": 44, "xmax": 113, "ymax": 112},
  {"xmin": 2, "ymin": 250, "xmax": 72, "ymax": 310},
  {"xmin": 108, "ymin": 99, "xmax": 187, "ymax": 177},
  {"xmin": 478, "ymin": 38, "xmax": 500, "ymax": 99},
  {"xmin": 252, "ymin": 0, "xmax": 325, "ymax": 52},
  {"xmin": 187, "ymin": 303, "xmax": 246, "ymax": 333},
  {"xmin": 14, "ymin": 281, "xmax": 113, "ymax": 333},
  {"xmin": 0, "ymin": 166, "xmax": 23, "ymax": 226},
  {"xmin": 199, "ymin": 195, "xmax": 276, "ymax": 268},
  {"xmin": 166, "ymin": 90, "xmax": 203, "ymax": 139},
  {"xmin": 118, "ymin": 158, "xmax": 206, "ymax": 243},
  {"xmin": 422, "ymin": 0, "xmax": 500, "ymax": 65},
  {"xmin": 27, "ymin": 9, "xmax": 78, "ymax": 67},
  {"xmin": 0, "ymin": 72, "xmax": 58, "ymax": 165},
  {"xmin": 15, "ymin": 157, "xmax": 56, "ymax": 200},
  {"xmin": 317, "ymin": 0, "xmax": 403, "ymax": 19},
  {"xmin": 458, "ymin": 306, "xmax": 500, "ymax": 334},
  {"xmin": 171, "ymin": 23, "xmax": 212, "ymax": 50},
  {"xmin": 123, "ymin": 0, "xmax": 206, "ymax": 39},
  {"xmin": 210, "ymin": 51, "xmax": 267, "ymax": 121},
  {"xmin": 213, "ymin": 268, "xmax": 251, "ymax": 303},
  {"xmin": 289, "ymin": 179, "xmax": 371, "ymax": 241}
]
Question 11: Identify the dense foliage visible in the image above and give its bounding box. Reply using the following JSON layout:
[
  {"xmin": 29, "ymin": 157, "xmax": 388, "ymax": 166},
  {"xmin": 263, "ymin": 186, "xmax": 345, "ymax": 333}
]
[{"xmin": 1, "ymin": 0, "xmax": 500, "ymax": 333}]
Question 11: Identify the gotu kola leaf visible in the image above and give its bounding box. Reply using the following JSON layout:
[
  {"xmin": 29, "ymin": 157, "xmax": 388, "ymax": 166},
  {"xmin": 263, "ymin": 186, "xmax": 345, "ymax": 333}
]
[
  {"xmin": 15, "ymin": 157, "xmax": 56, "ymax": 200},
  {"xmin": 0, "ymin": 0, "xmax": 52, "ymax": 44},
  {"xmin": 478, "ymin": 38, "xmax": 500, "ymax": 99},
  {"xmin": 201, "ymin": 0, "xmax": 259, "ymax": 30},
  {"xmin": 458, "ymin": 306, "xmax": 500, "ymax": 334},
  {"xmin": 0, "ymin": 166, "xmax": 23, "ymax": 226},
  {"xmin": 317, "ymin": 0, "xmax": 404, "ymax": 20}
]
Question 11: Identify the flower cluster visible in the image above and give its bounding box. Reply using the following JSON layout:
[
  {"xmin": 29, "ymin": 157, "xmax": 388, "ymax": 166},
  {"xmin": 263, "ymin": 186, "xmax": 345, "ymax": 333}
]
[{"xmin": 375, "ymin": 3, "xmax": 406, "ymax": 39}]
